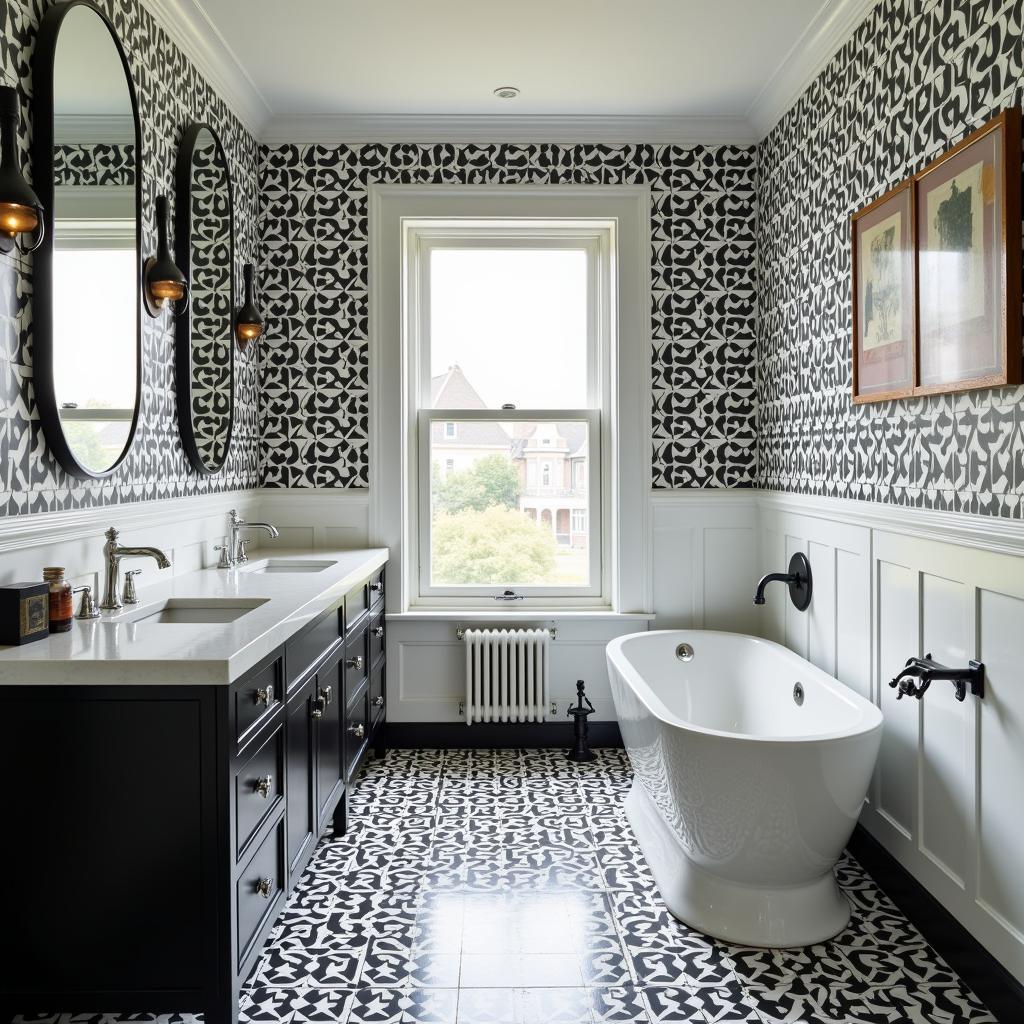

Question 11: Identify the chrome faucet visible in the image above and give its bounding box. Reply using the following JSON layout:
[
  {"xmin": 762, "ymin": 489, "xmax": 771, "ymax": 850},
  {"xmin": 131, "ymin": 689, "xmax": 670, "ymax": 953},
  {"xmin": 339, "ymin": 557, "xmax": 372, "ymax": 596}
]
[
  {"xmin": 227, "ymin": 509, "xmax": 280, "ymax": 566},
  {"xmin": 101, "ymin": 527, "xmax": 171, "ymax": 610}
]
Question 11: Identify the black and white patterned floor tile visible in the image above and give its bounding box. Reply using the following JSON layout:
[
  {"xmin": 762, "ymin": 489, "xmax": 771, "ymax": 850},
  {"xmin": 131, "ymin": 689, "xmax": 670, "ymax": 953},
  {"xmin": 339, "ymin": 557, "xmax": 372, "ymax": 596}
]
[
  {"xmin": 19, "ymin": 749, "xmax": 998, "ymax": 1024},
  {"xmin": 236, "ymin": 748, "xmax": 996, "ymax": 1024}
]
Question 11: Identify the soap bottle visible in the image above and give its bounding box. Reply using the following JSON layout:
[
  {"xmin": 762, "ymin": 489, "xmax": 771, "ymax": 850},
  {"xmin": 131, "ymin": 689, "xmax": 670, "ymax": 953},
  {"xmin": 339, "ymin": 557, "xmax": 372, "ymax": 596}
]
[{"xmin": 43, "ymin": 567, "xmax": 73, "ymax": 633}]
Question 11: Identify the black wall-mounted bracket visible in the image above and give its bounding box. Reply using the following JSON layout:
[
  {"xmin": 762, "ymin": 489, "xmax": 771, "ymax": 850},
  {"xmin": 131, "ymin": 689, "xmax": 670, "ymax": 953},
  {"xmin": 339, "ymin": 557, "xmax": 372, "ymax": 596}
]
[{"xmin": 889, "ymin": 654, "xmax": 985, "ymax": 702}]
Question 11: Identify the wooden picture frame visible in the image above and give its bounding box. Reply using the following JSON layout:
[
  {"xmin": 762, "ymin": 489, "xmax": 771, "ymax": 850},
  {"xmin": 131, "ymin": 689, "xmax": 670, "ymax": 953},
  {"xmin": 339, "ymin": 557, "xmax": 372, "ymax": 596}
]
[
  {"xmin": 914, "ymin": 107, "xmax": 1021, "ymax": 395},
  {"xmin": 852, "ymin": 180, "xmax": 917, "ymax": 403},
  {"xmin": 851, "ymin": 107, "xmax": 1022, "ymax": 403}
]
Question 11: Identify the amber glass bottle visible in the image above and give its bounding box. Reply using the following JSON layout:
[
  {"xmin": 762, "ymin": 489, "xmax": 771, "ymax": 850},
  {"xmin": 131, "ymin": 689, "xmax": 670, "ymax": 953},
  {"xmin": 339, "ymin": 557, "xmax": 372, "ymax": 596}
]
[{"xmin": 43, "ymin": 567, "xmax": 73, "ymax": 633}]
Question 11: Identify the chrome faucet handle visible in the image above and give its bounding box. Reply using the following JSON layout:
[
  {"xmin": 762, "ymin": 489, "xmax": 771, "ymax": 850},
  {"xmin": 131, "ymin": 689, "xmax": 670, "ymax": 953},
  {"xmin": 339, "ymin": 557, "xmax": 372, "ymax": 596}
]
[
  {"xmin": 73, "ymin": 585, "xmax": 100, "ymax": 620},
  {"xmin": 122, "ymin": 569, "xmax": 142, "ymax": 605},
  {"xmin": 237, "ymin": 538, "xmax": 251, "ymax": 565},
  {"xmin": 214, "ymin": 544, "xmax": 233, "ymax": 569}
]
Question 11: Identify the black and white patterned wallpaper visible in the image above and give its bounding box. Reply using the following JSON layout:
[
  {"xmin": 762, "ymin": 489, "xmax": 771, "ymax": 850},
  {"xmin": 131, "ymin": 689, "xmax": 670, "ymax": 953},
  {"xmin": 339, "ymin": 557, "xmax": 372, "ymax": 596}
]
[
  {"xmin": 757, "ymin": 0, "xmax": 1024, "ymax": 517},
  {"xmin": 0, "ymin": 0, "xmax": 260, "ymax": 516},
  {"xmin": 53, "ymin": 142, "xmax": 135, "ymax": 186},
  {"xmin": 257, "ymin": 143, "xmax": 759, "ymax": 489}
]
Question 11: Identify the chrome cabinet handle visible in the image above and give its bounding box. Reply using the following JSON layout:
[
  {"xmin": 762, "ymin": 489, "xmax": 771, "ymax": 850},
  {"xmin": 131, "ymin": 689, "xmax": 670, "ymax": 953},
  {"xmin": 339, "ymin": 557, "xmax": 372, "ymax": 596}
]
[
  {"xmin": 254, "ymin": 774, "xmax": 272, "ymax": 798},
  {"xmin": 346, "ymin": 655, "xmax": 364, "ymax": 672},
  {"xmin": 256, "ymin": 877, "xmax": 273, "ymax": 898},
  {"xmin": 312, "ymin": 695, "xmax": 326, "ymax": 720},
  {"xmin": 348, "ymin": 722, "xmax": 365, "ymax": 739},
  {"xmin": 370, "ymin": 580, "xmax": 383, "ymax": 593},
  {"xmin": 372, "ymin": 695, "xmax": 384, "ymax": 708},
  {"xmin": 255, "ymin": 684, "xmax": 274, "ymax": 707},
  {"xmin": 373, "ymin": 625, "xmax": 384, "ymax": 638},
  {"xmin": 322, "ymin": 684, "xmax": 333, "ymax": 705}
]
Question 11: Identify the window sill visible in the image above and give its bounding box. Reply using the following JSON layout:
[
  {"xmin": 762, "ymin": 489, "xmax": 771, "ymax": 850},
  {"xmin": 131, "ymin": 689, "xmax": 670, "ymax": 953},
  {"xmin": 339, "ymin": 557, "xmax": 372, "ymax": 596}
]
[{"xmin": 386, "ymin": 609, "xmax": 655, "ymax": 622}]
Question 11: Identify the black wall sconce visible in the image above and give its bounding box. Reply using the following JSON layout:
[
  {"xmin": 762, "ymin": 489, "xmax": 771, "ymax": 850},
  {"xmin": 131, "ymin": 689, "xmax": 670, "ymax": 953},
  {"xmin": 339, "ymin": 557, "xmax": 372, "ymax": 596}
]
[
  {"xmin": 234, "ymin": 262, "xmax": 263, "ymax": 350},
  {"xmin": 0, "ymin": 85, "xmax": 43, "ymax": 255},
  {"xmin": 143, "ymin": 193, "xmax": 187, "ymax": 317}
]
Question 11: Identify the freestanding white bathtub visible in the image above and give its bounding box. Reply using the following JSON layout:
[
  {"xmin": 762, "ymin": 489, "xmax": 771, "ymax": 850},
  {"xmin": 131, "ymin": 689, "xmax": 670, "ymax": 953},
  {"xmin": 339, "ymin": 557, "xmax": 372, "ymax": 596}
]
[{"xmin": 606, "ymin": 629, "xmax": 882, "ymax": 947}]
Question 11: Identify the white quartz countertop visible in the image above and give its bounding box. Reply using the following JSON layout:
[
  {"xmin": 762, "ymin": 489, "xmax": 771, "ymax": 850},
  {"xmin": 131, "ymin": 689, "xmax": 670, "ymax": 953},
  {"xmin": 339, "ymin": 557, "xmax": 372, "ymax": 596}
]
[{"xmin": 0, "ymin": 548, "xmax": 388, "ymax": 686}]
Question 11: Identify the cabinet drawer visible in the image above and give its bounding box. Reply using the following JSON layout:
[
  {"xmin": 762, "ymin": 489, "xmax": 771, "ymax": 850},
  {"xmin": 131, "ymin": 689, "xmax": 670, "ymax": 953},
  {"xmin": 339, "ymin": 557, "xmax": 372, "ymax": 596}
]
[
  {"xmin": 368, "ymin": 611, "xmax": 385, "ymax": 667},
  {"xmin": 235, "ymin": 724, "xmax": 284, "ymax": 859},
  {"xmin": 235, "ymin": 657, "xmax": 283, "ymax": 745},
  {"xmin": 369, "ymin": 659, "xmax": 385, "ymax": 723},
  {"xmin": 287, "ymin": 604, "xmax": 343, "ymax": 691},
  {"xmin": 236, "ymin": 818, "xmax": 285, "ymax": 967},
  {"xmin": 345, "ymin": 623, "xmax": 369, "ymax": 704},
  {"xmin": 344, "ymin": 583, "xmax": 368, "ymax": 630},
  {"xmin": 344, "ymin": 688, "xmax": 369, "ymax": 781},
  {"xmin": 369, "ymin": 566, "xmax": 385, "ymax": 610}
]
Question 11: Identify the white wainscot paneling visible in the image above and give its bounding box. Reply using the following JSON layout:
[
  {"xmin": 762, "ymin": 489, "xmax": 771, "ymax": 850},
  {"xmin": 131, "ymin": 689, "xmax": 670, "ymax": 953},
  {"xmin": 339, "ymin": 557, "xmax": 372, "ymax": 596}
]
[
  {"xmin": 868, "ymin": 529, "xmax": 1024, "ymax": 986},
  {"xmin": 0, "ymin": 491, "xmax": 262, "ymax": 607},
  {"xmin": 387, "ymin": 617, "xmax": 639, "ymax": 723},
  {"xmin": 651, "ymin": 492, "xmax": 759, "ymax": 634},
  {"xmin": 257, "ymin": 489, "xmax": 370, "ymax": 550},
  {"xmin": 757, "ymin": 499, "xmax": 871, "ymax": 700}
]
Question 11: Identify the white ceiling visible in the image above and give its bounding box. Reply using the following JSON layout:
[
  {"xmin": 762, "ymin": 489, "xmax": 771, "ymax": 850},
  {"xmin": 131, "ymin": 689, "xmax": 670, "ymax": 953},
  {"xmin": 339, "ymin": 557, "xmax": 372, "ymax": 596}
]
[{"xmin": 145, "ymin": 0, "xmax": 879, "ymax": 140}]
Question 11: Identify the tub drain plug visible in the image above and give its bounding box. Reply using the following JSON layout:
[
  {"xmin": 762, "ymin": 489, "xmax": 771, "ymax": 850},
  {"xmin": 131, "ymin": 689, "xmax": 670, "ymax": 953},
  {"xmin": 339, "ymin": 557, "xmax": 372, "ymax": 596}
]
[{"xmin": 793, "ymin": 682, "xmax": 805, "ymax": 706}]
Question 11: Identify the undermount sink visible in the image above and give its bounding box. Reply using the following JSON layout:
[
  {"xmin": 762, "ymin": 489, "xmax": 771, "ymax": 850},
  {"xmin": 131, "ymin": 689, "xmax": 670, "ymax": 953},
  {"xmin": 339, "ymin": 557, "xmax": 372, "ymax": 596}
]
[
  {"xmin": 238, "ymin": 559, "xmax": 337, "ymax": 575},
  {"xmin": 112, "ymin": 598, "xmax": 270, "ymax": 625}
]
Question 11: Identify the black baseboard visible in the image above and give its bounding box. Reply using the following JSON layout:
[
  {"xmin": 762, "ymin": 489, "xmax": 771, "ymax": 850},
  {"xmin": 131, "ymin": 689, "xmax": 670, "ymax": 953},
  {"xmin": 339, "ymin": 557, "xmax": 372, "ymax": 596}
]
[
  {"xmin": 849, "ymin": 825, "xmax": 1024, "ymax": 1023},
  {"xmin": 385, "ymin": 720, "xmax": 623, "ymax": 749}
]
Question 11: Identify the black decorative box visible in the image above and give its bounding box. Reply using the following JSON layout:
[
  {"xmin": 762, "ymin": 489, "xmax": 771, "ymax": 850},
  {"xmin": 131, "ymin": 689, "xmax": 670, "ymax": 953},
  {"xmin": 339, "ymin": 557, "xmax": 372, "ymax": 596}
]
[{"xmin": 0, "ymin": 582, "xmax": 50, "ymax": 646}]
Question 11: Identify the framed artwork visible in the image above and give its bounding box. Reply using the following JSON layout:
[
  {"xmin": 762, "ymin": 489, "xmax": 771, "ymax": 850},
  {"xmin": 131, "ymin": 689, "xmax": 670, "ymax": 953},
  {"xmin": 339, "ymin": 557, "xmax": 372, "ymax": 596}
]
[
  {"xmin": 852, "ymin": 180, "xmax": 916, "ymax": 402},
  {"xmin": 914, "ymin": 108, "xmax": 1021, "ymax": 394}
]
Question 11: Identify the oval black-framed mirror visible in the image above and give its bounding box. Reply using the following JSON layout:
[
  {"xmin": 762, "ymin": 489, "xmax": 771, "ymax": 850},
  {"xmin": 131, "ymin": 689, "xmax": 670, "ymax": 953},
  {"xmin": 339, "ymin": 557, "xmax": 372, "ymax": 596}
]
[
  {"xmin": 32, "ymin": 0, "xmax": 143, "ymax": 480},
  {"xmin": 175, "ymin": 122, "xmax": 235, "ymax": 475}
]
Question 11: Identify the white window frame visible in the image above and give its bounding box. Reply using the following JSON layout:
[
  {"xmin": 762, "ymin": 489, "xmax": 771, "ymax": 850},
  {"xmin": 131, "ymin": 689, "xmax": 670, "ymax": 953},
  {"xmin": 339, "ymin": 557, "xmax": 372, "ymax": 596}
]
[
  {"xmin": 369, "ymin": 185, "xmax": 653, "ymax": 617},
  {"xmin": 407, "ymin": 222, "xmax": 611, "ymax": 608},
  {"xmin": 419, "ymin": 407, "xmax": 603, "ymax": 601}
]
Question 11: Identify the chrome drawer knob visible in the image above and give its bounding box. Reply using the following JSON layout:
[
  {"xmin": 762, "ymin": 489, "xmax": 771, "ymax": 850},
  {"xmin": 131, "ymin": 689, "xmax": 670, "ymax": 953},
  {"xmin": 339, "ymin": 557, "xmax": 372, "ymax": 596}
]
[
  {"xmin": 346, "ymin": 655, "xmax": 364, "ymax": 671},
  {"xmin": 348, "ymin": 722, "xmax": 365, "ymax": 739},
  {"xmin": 370, "ymin": 580, "xmax": 383, "ymax": 593},
  {"xmin": 372, "ymin": 696, "xmax": 384, "ymax": 707},
  {"xmin": 254, "ymin": 774, "xmax": 272, "ymax": 798},
  {"xmin": 312, "ymin": 694, "xmax": 326, "ymax": 720},
  {"xmin": 256, "ymin": 877, "xmax": 273, "ymax": 898},
  {"xmin": 255, "ymin": 684, "xmax": 274, "ymax": 707},
  {"xmin": 373, "ymin": 625, "xmax": 384, "ymax": 638},
  {"xmin": 322, "ymin": 684, "xmax": 333, "ymax": 705}
]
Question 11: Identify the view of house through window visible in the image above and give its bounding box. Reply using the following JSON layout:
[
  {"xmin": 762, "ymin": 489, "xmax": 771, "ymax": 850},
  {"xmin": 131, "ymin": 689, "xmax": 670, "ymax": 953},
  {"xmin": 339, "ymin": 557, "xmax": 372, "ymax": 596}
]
[{"xmin": 416, "ymin": 238, "xmax": 603, "ymax": 597}]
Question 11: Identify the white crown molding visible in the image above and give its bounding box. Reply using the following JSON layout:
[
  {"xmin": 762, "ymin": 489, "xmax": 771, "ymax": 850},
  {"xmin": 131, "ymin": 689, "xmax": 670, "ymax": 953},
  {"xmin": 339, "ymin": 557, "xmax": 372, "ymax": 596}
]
[
  {"xmin": 747, "ymin": 0, "xmax": 881, "ymax": 138},
  {"xmin": 140, "ymin": 0, "xmax": 271, "ymax": 137},
  {"xmin": 139, "ymin": 0, "xmax": 878, "ymax": 147},
  {"xmin": 54, "ymin": 114, "xmax": 136, "ymax": 145},
  {"xmin": 259, "ymin": 113, "xmax": 758, "ymax": 146}
]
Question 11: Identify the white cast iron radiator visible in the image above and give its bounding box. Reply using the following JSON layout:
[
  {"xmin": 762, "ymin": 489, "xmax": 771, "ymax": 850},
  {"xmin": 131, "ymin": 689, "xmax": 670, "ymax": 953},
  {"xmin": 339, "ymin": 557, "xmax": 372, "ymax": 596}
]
[{"xmin": 461, "ymin": 628, "xmax": 550, "ymax": 724}]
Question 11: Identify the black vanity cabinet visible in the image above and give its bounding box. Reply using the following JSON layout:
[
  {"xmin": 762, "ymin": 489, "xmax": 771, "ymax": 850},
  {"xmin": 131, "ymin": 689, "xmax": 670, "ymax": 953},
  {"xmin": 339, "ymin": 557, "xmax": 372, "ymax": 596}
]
[{"xmin": 0, "ymin": 561, "xmax": 386, "ymax": 1024}]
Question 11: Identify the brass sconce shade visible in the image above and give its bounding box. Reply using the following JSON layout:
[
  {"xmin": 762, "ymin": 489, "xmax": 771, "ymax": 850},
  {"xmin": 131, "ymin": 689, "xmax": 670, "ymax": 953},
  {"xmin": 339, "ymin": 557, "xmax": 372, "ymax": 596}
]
[
  {"xmin": 0, "ymin": 85, "xmax": 43, "ymax": 255},
  {"xmin": 143, "ymin": 193, "xmax": 187, "ymax": 317},
  {"xmin": 235, "ymin": 262, "xmax": 263, "ymax": 350}
]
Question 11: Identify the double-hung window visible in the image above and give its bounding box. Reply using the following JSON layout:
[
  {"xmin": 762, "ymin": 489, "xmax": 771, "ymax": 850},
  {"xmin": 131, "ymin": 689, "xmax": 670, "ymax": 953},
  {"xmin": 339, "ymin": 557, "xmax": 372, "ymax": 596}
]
[{"xmin": 406, "ymin": 221, "xmax": 612, "ymax": 607}]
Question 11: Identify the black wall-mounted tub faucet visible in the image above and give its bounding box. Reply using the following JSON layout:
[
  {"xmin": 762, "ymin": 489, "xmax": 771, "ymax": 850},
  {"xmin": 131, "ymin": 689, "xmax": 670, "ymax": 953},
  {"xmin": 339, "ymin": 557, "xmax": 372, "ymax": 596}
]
[{"xmin": 753, "ymin": 552, "xmax": 813, "ymax": 611}]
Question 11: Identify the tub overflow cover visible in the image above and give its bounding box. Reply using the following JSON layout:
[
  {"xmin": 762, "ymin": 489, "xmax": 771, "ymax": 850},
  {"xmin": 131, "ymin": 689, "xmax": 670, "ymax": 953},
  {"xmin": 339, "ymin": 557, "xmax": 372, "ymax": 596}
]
[
  {"xmin": 793, "ymin": 682, "xmax": 804, "ymax": 706},
  {"xmin": 676, "ymin": 643, "xmax": 694, "ymax": 662}
]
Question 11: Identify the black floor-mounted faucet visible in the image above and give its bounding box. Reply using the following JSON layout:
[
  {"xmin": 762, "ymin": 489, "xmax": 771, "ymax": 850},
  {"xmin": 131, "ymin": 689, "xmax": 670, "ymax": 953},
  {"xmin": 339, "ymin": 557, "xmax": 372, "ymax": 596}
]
[{"xmin": 753, "ymin": 552, "xmax": 813, "ymax": 611}]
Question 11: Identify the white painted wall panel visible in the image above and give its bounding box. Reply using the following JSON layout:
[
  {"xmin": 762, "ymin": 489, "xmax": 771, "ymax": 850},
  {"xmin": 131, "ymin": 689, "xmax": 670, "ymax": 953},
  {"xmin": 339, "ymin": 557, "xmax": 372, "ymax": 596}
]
[
  {"xmin": 875, "ymin": 559, "xmax": 918, "ymax": 839},
  {"xmin": 977, "ymin": 589, "xmax": 1024, "ymax": 940},
  {"xmin": 919, "ymin": 573, "xmax": 971, "ymax": 887}
]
